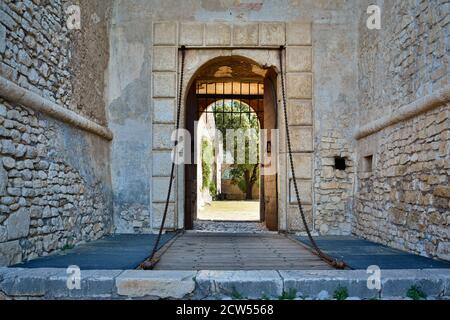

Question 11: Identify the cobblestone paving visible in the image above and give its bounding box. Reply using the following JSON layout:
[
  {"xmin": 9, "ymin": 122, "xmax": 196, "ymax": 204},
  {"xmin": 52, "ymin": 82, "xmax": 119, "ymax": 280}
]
[{"xmin": 193, "ymin": 220, "xmax": 269, "ymax": 233}]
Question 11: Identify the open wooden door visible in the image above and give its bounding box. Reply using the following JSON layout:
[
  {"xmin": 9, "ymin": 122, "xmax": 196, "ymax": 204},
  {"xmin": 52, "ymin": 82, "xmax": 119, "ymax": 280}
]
[
  {"xmin": 263, "ymin": 73, "xmax": 278, "ymax": 231},
  {"xmin": 184, "ymin": 84, "xmax": 197, "ymax": 230}
]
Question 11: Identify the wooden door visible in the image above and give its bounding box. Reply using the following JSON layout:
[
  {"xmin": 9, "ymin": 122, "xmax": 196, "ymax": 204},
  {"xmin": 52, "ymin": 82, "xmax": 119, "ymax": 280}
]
[{"xmin": 184, "ymin": 84, "xmax": 197, "ymax": 230}]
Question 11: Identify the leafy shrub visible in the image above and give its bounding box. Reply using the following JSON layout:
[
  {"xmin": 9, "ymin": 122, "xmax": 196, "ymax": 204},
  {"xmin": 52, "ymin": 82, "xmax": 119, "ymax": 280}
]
[
  {"xmin": 406, "ymin": 285, "xmax": 427, "ymax": 300},
  {"xmin": 333, "ymin": 286, "xmax": 349, "ymax": 300}
]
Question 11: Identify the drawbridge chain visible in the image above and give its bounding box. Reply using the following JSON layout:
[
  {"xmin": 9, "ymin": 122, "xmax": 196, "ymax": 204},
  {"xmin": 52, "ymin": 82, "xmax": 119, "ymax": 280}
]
[
  {"xmin": 278, "ymin": 46, "xmax": 346, "ymax": 269},
  {"xmin": 141, "ymin": 46, "xmax": 186, "ymax": 270}
]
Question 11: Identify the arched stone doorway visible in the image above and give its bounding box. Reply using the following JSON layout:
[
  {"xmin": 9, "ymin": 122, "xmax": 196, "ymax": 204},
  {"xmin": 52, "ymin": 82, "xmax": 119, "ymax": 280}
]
[{"xmin": 181, "ymin": 54, "xmax": 279, "ymax": 231}]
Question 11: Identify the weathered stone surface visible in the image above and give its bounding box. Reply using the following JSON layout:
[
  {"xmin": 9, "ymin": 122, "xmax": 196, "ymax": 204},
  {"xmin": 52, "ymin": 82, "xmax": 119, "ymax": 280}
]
[
  {"xmin": 259, "ymin": 23, "xmax": 285, "ymax": 46},
  {"xmin": 152, "ymin": 203, "xmax": 175, "ymax": 229},
  {"xmin": 315, "ymin": 131, "xmax": 354, "ymax": 236},
  {"xmin": 287, "ymin": 100, "xmax": 313, "ymax": 125},
  {"xmin": 381, "ymin": 270, "xmax": 448, "ymax": 298},
  {"xmin": 153, "ymin": 22, "xmax": 177, "ymax": 45},
  {"xmin": 233, "ymin": 24, "xmax": 259, "ymax": 46},
  {"xmin": 0, "ymin": 268, "xmax": 66, "ymax": 297},
  {"xmin": 354, "ymin": 105, "xmax": 449, "ymax": 258},
  {"xmin": 281, "ymin": 270, "xmax": 378, "ymax": 299},
  {"xmin": 0, "ymin": 97, "xmax": 112, "ymax": 266},
  {"xmin": 289, "ymin": 153, "xmax": 313, "ymax": 179},
  {"xmin": 287, "ymin": 46, "xmax": 312, "ymax": 72},
  {"xmin": 49, "ymin": 270, "xmax": 123, "ymax": 299},
  {"xmin": 153, "ymin": 99, "xmax": 175, "ymax": 123},
  {"xmin": 152, "ymin": 177, "xmax": 175, "ymax": 202},
  {"xmin": 437, "ymin": 242, "xmax": 450, "ymax": 261},
  {"xmin": 434, "ymin": 186, "xmax": 450, "ymax": 199},
  {"xmin": 196, "ymin": 270, "xmax": 283, "ymax": 299},
  {"xmin": 0, "ymin": 268, "xmax": 121, "ymax": 299},
  {"xmin": 287, "ymin": 73, "xmax": 312, "ymax": 99},
  {"xmin": 287, "ymin": 205, "xmax": 313, "ymax": 231},
  {"xmin": 153, "ymin": 124, "xmax": 175, "ymax": 149},
  {"xmin": 0, "ymin": 241, "xmax": 21, "ymax": 265},
  {"xmin": 116, "ymin": 270, "xmax": 197, "ymax": 299},
  {"xmin": 153, "ymin": 47, "xmax": 177, "ymax": 71},
  {"xmin": 180, "ymin": 23, "xmax": 204, "ymax": 46},
  {"xmin": 152, "ymin": 151, "xmax": 173, "ymax": 176},
  {"xmin": 5, "ymin": 207, "xmax": 30, "ymax": 240},
  {"xmin": 205, "ymin": 23, "xmax": 231, "ymax": 46},
  {"xmin": 289, "ymin": 179, "xmax": 312, "ymax": 204},
  {"xmin": 0, "ymin": 268, "xmax": 449, "ymax": 300},
  {"xmin": 0, "ymin": 162, "xmax": 7, "ymax": 195},
  {"xmin": 153, "ymin": 73, "xmax": 176, "ymax": 98},
  {"xmin": 0, "ymin": 24, "xmax": 6, "ymax": 53},
  {"xmin": 289, "ymin": 126, "xmax": 313, "ymax": 152},
  {"xmin": 286, "ymin": 22, "xmax": 311, "ymax": 45}
]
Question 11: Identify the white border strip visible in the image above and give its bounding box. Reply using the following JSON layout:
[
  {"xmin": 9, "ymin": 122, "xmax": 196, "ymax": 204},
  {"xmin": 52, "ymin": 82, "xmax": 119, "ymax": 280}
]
[
  {"xmin": 355, "ymin": 86, "xmax": 450, "ymax": 140},
  {"xmin": 0, "ymin": 76, "xmax": 113, "ymax": 141}
]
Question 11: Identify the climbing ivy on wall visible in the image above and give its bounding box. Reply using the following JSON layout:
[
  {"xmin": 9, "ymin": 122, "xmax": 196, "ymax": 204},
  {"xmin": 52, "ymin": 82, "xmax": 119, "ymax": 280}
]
[{"xmin": 201, "ymin": 138, "xmax": 216, "ymax": 195}]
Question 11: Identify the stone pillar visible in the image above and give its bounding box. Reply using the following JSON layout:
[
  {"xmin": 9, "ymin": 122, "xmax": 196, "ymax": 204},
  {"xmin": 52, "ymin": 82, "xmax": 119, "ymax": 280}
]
[
  {"xmin": 285, "ymin": 23, "xmax": 314, "ymax": 232},
  {"xmin": 151, "ymin": 22, "xmax": 179, "ymax": 231}
]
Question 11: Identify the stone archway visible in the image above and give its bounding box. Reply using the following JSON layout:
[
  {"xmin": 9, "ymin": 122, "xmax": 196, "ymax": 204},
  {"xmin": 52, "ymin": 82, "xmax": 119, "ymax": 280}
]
[{"xmin": 180, "ymin": 53, "xmax": 281, "ymax": 231}]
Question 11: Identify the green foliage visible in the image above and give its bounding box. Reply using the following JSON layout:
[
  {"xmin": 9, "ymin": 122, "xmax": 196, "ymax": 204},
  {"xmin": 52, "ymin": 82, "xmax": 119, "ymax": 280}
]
[
  {"xmin": 333, "ymin": 286, "xmax": 349, "ymax": 300},
  {"xmin": 213, "ymin": 100, "xmax": 260, "ymax": 199},
  {"xmin": 201, "ymin": 138, "xmax": 216, "ymax": 195},
  {"xmin": 278, "ymin": 288, "xmax": 297, "ymax": 300},
  {"xmin": 209, "ymin": 180, "xmax": 217, "ymax": 196},
  {"xmin": 61, "ymin": 243, "xmax": 74, "ymax": 251},
  {"xmin": 231, "ymin": 287, "xmax": 245, "ymax": 300},
  {"xmin": 406, "ymin": 285, "xmax": 427, "ymax": 300}
]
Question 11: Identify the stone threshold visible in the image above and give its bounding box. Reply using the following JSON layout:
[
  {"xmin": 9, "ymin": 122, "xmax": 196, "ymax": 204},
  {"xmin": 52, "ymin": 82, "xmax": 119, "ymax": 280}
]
[{"xmin": 0, "ymin": 268, "xmax": 449, "ymax": 300}]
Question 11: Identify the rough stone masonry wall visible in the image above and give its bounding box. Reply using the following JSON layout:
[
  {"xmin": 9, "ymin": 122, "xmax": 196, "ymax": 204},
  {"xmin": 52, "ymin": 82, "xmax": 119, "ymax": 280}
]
[
  {"xmin": 0, "ymin": 0, "xmax": 110, "ymax": 125},
  {"xmin": 354, "ymin": 104, "xmax": 450, "ymax": 260},
  {"xmin": 355, "ymin": 0, "xmax": 450, "ymax": 260},
  {"xmin": 0, "ymin": 0, "xmax": 113, "ymax": 266},
  {"xmin": 0, "ymin": 98, "xmax": 113, "ymax": 266},
  {"xmin": 314, "ymin": 131, "xmax": 355, "ymax": 235}
]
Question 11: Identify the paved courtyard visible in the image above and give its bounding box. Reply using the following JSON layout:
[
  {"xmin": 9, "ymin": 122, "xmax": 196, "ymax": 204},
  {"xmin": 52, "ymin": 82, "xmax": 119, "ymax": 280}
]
[{"xmin": 197, "ymin": 201, "xmax": 260, "ymax": 221}]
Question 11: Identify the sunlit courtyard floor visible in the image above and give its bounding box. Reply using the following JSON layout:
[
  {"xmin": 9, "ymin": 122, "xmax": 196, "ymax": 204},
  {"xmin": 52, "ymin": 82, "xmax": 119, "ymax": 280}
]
[{"xmin": 197, "ymin": 200, "xmax": 260, "ymax": 221}]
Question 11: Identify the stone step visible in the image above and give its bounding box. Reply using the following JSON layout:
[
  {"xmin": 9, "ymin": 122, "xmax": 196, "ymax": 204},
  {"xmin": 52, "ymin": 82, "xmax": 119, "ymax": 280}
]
[{"xmin": 1, "ymin": 267, "xmax": 449, "ymax": 300}]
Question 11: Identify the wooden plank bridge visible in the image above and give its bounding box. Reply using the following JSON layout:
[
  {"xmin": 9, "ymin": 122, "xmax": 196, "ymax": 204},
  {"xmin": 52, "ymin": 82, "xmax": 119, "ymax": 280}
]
[{"xmin": 153, "ymin": 232, "xmax": 332, "ymax": 270}]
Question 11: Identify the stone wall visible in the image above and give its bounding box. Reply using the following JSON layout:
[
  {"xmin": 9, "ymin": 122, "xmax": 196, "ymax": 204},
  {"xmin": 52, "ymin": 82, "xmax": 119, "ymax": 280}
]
[
  {"xmin": 355, "ymin": 0, "xmax": 450, "ymax": 260},
  {"xmin": 0, "ymin": 98, "xmax": 113, "ymax": 266},
  {"xmin": 0, "ymin": 0, "xmax": 113, "ymax": 266},
  {"xmin": 108, "ymin": 0, "xmax": 361, "ymax": 234},
  {"xmin": 354, "ymin": 104, "xmax": 450, "ymax": 260},
  {"xmin": 1, "ymin": 267, "xmax": 450, "ymax": 300},
  {"xmin": 358, "ymin": 0, "xmax": 449, "ymax": 124},
  {"xmin": 314, "ymin": 131, "xmax": 355, "ymax": 235},
  {"xmin": 0, "ymin": 0, "xmax": 111, "ymax": 125}
]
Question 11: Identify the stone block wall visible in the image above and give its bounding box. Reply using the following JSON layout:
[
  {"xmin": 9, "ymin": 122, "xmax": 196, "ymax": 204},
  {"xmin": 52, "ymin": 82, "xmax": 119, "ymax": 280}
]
[
  {"xmin": 355, "ymin": 0, "xmax": 450, "ymax": 260},
  {"xmin": 0, "ymin": 0, "xmax": 111, "ymax": 125},
  {"xmin": 354, "ymin": 104, "xmax": 449, "ymax": 260},
  {"xmin": 358, "ymin": 0, "xmax": 449, "ymax": 124},
  {"xmin": 0, "ymin": 1, "xmax": 113, "ymax": 266},
  {"xmin": 314, "ymin": 131, "xmax": 355, "ymax": 235},
  {"xmin": 0, "ymin": 98, "xmax": 113, "ymax": 266}
]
